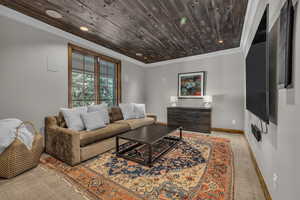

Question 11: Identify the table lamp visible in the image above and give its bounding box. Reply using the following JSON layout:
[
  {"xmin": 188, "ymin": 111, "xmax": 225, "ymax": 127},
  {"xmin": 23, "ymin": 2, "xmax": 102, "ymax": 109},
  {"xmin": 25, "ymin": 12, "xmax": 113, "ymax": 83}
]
[{"xmin": 170, "ymin": 96, "xmax": 178, "ymax": 107}]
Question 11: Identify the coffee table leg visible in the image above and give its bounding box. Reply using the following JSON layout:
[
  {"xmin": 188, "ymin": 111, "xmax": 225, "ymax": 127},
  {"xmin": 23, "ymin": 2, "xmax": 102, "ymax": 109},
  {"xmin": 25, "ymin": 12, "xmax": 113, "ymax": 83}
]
[
  {"xmin": 116, "ymin": 136, "xmax": 119, "ymax": 154},
  {"xmin": 179, "ymin": 127, "xmax": 183, "ymax": 140},
  {"xmin": 148, "ymin": 144, "xmax": 152, "ymax": 167}
]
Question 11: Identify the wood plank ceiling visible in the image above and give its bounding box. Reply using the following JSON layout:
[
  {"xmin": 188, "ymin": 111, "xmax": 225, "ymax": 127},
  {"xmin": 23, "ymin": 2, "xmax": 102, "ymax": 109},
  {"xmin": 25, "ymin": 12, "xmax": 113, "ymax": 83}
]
[{"xmin": 0, "ymin": 0, "xmax": 248, "ymax": 63}]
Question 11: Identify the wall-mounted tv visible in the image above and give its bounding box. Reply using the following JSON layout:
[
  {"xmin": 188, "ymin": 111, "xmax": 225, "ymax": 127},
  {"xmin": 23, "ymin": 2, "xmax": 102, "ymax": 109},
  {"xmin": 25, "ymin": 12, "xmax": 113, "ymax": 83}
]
[{"xmin": 246, "ymin": 6, "xmax": 269, "ymax": 123}]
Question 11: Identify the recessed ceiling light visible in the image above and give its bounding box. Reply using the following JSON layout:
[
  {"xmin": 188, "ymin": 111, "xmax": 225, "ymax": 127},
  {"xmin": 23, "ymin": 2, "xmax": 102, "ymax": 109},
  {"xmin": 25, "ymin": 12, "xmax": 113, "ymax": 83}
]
[
  {"xmin": 218, "ymin": 40, "xmax": 224, "ymax": 44},
  {"xmin": 180, "ymin": 17, "xmax": 187, "ymax": 25},
  {"xmin": 80, "ymin": 26, "xmax": 89, "ymax": 32},
  {"xmin": 136, "ymin": 53, "xmax": 143, "ymax": 57},
  {"xmin": 45, "ymin": 10, "xmax": 62, "ymax": 19}
]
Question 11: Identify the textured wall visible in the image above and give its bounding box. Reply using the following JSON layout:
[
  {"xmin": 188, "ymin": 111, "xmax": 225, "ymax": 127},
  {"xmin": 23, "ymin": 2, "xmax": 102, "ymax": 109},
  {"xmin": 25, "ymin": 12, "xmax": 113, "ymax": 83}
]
[
  {"xmin": 0, "ymin": 16, "xmax": 146, "ymax": 131},
  {"xmin": 145, "ymin": 52, "xmax": 245, "ymax": 130},
  {"xmin": 243, "ymin": 0, "xmax": 300, "ymax": 199}
]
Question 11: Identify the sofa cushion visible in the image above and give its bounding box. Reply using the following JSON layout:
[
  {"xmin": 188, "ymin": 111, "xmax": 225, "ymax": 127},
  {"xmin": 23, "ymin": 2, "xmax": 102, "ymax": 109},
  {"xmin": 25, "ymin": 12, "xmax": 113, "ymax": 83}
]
[
  {"xmin": 109, "ymin": 107, "xmax": 124, "ymax": 122},
  {"xmin": 115, "ymin": 117, "xmax": 155, "ymax": 130},
  {"xmin": 79, "ymin": 123, "xmax": 130, "ymax": 147}
]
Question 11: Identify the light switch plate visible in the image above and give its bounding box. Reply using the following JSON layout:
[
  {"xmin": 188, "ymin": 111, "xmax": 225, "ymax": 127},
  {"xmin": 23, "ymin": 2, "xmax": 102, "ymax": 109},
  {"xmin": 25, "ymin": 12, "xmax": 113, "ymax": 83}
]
[{"xmin": 47, "ymin": 56, "xmax": 60, "ymax": 72}]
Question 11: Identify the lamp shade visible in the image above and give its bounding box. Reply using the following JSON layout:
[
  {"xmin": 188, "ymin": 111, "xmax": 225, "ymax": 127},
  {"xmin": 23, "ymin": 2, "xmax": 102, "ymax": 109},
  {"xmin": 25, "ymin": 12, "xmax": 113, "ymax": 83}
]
[
  {"xmin": 170, "ymin": 96, "xmax": 178, "ymax": 103},
  {"xmin": 203, "ymin": 96, "xmax": 212, "ymax": 103}
]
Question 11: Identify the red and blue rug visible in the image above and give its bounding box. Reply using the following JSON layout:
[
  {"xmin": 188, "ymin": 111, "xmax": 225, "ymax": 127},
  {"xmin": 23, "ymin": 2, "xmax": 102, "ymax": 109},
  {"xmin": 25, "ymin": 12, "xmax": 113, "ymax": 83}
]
[{"xmin": 41, "ymin": 132, "xmax": 234, "ymax": 200}]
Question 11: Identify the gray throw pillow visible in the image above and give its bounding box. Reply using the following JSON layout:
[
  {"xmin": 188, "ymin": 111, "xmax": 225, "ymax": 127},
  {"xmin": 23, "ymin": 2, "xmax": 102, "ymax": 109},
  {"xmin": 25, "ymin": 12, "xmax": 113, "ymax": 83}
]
[
  {"xmin": 134, "ymin": 103, "xmax": 146, "ymax": 118},
  {"xmin": 60, "ymin": 106, "xmax": 87, "ymax": 131},
  {"xmin": 80, "ymin": 111, "xmax": 106, "ymax": 131},
  {"xmin": 119, "ymin": 103, "xmax": 136, "ymax": 120},
  {"xmin": 87, "ymin": 103, "xmax": 110, "ymax": 124}
]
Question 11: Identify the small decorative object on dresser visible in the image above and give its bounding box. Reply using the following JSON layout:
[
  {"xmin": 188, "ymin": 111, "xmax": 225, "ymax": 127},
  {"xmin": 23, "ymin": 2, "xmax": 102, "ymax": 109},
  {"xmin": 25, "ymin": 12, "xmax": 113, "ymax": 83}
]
[
  {"xmin": 167, "ymin": 106, "xmax": 212, "ymax": 133},
  {"xmin": 170, "ymin": 96, "xmax": 178, "ymax": 107},
  {"xmin": 203, "ymin": 95, "xmax": 213, "ymax": 108}
]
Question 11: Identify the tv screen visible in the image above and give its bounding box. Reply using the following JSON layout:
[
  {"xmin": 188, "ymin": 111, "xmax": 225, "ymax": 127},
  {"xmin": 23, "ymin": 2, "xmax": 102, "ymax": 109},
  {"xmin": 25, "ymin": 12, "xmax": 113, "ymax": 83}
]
[{"xmin": 246, "ymin": 7, "xmax": 269, "ymax": 123}]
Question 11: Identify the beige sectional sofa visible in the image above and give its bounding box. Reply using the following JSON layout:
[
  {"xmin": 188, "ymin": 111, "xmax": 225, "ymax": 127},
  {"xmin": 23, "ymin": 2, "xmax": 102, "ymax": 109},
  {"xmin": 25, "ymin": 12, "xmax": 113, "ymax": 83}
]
[{"xmin": 45, "ymin": 106, "xmax": 157, "ymax": 166}]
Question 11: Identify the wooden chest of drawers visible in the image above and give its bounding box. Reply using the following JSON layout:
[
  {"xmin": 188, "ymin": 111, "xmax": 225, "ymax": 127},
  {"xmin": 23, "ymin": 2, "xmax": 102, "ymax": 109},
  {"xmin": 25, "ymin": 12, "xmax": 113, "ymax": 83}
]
[{"xmin": 167, "ymin": 106, "xmax": 212, "ymax": 133}]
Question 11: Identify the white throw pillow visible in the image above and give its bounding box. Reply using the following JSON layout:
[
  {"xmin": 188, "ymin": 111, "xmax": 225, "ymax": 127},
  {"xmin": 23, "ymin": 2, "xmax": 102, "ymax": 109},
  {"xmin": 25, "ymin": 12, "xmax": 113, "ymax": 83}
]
[
  {"xmin": 60, "ymin": 106, "xmax": 87, "ymax": 131},
  {"xmin": 119, "ymin": 103, "xmax": 136, "ymax": 120},
  {"xmin": 87, "ymin": 103, "xmax": 110, "ymax": 124},
  {"xmin": 134, "ymin": 103, "xmax": 146, "ymax": 118},
  {"xmin": 80, "ymin": 111, "xmax": 106, "ymax": 131}
]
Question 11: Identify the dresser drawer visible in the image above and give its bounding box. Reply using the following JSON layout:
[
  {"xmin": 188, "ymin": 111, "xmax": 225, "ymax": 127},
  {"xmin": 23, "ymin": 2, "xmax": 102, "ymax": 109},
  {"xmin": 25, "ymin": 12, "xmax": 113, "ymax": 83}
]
[{"xmin": 167, "ymin": 107, "xmax": 211, "ymax": 133}]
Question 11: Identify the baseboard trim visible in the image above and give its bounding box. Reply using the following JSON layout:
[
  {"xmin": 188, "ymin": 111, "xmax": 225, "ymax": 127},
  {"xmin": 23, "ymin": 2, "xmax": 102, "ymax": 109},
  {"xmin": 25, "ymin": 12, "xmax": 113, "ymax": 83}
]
[
  {"xmin": 245, "ymin": 138, "xmax": 272, "ymax": 200},
  {"xmin": 211, "ymin": 128, "xmax": 244, "ymax": 134},
  {"xmin": 156, "ymin": 124, "xmax": 244, "ymax": 134},
  {"xmin": 156, "ymin": 122, "xmax": 167, "ymax": 126}
]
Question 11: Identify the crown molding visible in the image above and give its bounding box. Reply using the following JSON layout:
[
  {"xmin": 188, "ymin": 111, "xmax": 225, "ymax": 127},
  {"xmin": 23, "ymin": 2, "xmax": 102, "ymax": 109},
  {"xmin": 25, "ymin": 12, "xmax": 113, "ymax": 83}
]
[
  {"xmin": 143, "ymin": 47, "xmax": 243, "ymax": 68},
  {"xmin": 0, "ymin": 5, "xmax": 147, "ymax": 67},
  {"xmin": 240, "ymin": 0, "xmax": 266, "ymax": 58}
]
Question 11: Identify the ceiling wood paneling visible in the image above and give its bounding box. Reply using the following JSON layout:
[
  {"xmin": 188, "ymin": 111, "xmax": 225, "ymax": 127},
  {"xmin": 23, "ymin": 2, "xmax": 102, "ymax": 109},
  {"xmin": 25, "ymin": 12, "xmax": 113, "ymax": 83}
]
[{"xmin": 0, "ymin": 0, "xmax": 248, "ymax": 63}]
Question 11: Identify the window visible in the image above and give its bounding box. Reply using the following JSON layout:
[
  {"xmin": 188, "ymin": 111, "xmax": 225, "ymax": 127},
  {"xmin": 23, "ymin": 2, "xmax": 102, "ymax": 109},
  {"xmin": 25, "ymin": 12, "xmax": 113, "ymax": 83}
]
[{"xmin": 68, "ymin": 44, "xmax": 121, "ymax": 107}]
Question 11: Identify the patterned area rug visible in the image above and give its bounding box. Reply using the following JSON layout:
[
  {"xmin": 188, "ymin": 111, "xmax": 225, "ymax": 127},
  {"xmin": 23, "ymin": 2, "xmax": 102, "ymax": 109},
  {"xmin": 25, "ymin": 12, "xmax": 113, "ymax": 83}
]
[{"xmin": 40, "ymin": 132, "xmax": 234, "ymax": 200}]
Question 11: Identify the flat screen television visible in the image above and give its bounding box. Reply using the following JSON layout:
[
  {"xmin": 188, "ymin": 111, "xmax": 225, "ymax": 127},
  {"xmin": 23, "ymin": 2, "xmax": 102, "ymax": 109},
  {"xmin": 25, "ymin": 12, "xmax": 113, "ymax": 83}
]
[{"xmin": 246, "ymin": 6, "xmax": 269, "ymax": 123}]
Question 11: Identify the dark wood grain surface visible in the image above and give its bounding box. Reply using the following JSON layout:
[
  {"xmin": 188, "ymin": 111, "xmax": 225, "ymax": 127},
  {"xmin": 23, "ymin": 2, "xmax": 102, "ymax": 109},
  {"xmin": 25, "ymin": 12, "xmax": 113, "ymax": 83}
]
[
  {"xmin": 0, "ymin": 0, "xmax": 248, "ymax": 63},
  {"xmin": 118, "ymin": 124, "xmax": 179, "ymax": 144},
  {"xmin": 167, "ymin": 106, "xmax": 211, "ymax": 133}
]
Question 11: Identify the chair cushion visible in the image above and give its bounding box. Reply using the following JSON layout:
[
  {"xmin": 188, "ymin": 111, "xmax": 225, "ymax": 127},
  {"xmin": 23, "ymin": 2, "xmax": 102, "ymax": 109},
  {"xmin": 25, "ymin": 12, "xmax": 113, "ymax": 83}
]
[
  {"xmin": 79, "ymin": 123, "xmax": 130, "ymax": 147},
  {"xmin": 115, "ymin": 117, "xmax": 155, "ymax": 130}
]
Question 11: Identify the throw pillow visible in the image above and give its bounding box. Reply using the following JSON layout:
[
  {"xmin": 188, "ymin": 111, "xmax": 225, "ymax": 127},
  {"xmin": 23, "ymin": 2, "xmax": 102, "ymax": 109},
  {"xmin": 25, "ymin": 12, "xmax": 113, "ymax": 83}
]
[
  {"xmin": 87, "ymin": 103, "xmax": 110, "ymax": 124},
  {"xmin": 60, "ymin": 106, "xmax": 87, "ymax": 131},
  {"xmin": 119, "ymin": 103, "xmax": 136, "ymax": 120},
  {"xmin": 134, "ymin": 103, "xmax": 146, "ymax": 118},
  {"xmin": 80, "ymin": 111, "xmax": 106, "ymax": 131}
]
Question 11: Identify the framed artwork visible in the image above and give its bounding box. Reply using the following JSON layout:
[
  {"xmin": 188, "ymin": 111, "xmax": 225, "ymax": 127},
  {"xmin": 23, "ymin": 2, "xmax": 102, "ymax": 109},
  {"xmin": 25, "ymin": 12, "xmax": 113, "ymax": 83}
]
[{"xmin": 178, "ymin": 71, "xmax": 206, "ymax": 98}]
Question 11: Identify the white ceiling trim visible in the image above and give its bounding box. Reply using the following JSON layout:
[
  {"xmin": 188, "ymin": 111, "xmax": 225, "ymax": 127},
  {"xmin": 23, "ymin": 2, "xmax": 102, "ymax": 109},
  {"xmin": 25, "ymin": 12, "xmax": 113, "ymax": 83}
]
[
  {"xmin": 240, "ymin": 0, "xmax": 266, "ymax": 58},
  {"xmin": 143, "ymin": 47, "xmax": 242, "ymax": 67},
  {"xmin": 269, "ymin": 0, "xmax": 288, "ymax": 29}
]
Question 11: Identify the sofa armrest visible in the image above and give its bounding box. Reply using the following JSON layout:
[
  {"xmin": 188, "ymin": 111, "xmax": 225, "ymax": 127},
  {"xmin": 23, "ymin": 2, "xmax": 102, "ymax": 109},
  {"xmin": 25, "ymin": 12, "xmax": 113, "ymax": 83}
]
[
  {"xmin": 146, "ymin": 113, "xmax": 157, "ymax": 122},
  {"xmin": 45, "ymin": 116, "xmax": 81, "ymax": 166}
]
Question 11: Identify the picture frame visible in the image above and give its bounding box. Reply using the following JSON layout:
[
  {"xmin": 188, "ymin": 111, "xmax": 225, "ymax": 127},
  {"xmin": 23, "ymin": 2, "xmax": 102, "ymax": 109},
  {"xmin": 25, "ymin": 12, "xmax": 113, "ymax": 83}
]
[{"xmin": 178, "ymin": 71, "xmax": 206, "ymax": 98}]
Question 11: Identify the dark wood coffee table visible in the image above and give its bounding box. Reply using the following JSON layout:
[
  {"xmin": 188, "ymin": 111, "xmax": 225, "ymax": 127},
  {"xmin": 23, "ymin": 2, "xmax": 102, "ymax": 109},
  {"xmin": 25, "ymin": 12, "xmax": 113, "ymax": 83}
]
[{"xmin": 116, "ymin": 124, "xmax": 182, "ymax": 167}]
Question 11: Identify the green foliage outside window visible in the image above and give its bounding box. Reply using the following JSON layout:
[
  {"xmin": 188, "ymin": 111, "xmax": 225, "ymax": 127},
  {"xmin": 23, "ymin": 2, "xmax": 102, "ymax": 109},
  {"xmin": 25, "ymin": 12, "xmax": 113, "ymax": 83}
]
[{"xmin": 71, "ymin": 52, "xmax": 118, "ymax": 107}]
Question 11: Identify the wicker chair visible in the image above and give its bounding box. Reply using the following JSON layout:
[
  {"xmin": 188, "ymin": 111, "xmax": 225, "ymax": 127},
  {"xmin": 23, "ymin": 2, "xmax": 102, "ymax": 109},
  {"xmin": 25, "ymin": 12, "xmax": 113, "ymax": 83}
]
[{"xmin": 0, "ymin": 121, "xmax": 44, "ymax": 178}]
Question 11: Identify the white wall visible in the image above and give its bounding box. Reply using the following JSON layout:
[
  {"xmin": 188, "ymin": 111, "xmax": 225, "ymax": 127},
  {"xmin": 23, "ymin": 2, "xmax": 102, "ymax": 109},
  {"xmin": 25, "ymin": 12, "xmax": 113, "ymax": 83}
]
[
  {"xmin": 242, "ymin": 0, "xmax": 300, "ymax": 199},
  {"xmin": 0, "ymin": 16, "xmax": 145, "ymax": 132},
  {"xmin": 145, "ymin": 52, "xmax": 245, "ymax": 130}
]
